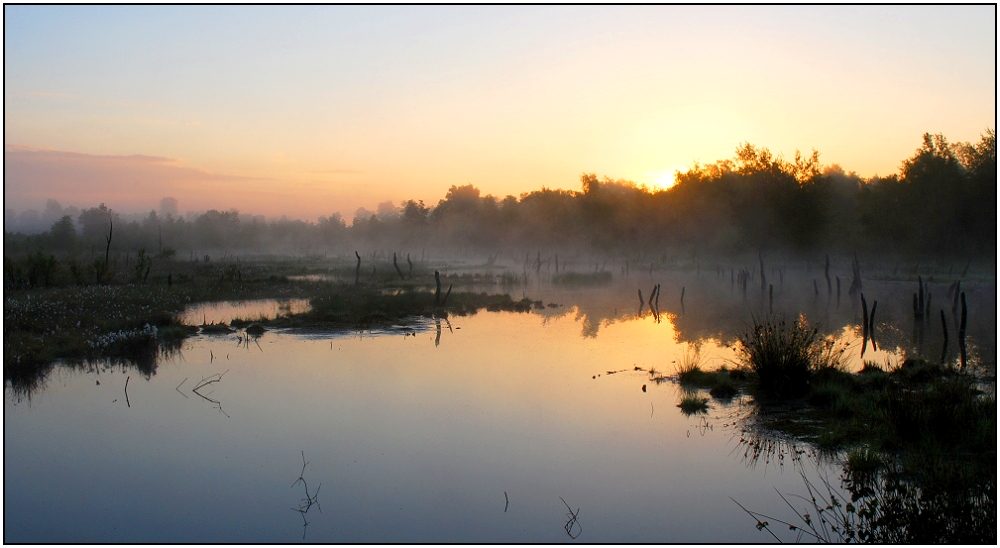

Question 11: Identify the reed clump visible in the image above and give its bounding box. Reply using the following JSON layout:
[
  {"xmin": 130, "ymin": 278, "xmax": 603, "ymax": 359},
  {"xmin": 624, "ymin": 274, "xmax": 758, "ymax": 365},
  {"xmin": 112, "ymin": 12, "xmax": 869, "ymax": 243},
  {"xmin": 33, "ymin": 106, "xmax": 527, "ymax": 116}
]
[
  {"xmin": 674, "ymin": 343, "xmax": 704, "ymax": 379},
  {"xmin": 736, "ymin": 315, "xmax": 819, "ymax": 399}
]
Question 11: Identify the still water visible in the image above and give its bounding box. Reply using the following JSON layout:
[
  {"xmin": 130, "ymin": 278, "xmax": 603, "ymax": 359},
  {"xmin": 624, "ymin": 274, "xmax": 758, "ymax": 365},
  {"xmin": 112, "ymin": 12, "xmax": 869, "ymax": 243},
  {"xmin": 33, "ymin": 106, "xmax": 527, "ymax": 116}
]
[
  {"xmin": 4, "ymin": 274, "xmax": 995, "ymax": 542},
  {"xmin": 180, "ymin": 298, "xmax": 312, "ymax": 325}
]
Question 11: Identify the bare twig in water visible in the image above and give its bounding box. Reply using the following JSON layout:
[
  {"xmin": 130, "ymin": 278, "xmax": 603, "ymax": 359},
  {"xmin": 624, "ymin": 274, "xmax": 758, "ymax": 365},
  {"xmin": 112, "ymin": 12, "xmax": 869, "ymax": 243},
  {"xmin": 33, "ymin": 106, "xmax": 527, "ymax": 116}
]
[
  {"xmin": 559, "ymin": 496, "xmax": 582, "ymax": 539},
  {"xmin": 175, "ymin": 377, "xmax": 189, "ymax": 398},
  {"xmin": 125, "ymin": 375, "xmax": 130, "ymax": 407},
  {"xmin": 291, "ymin": 451, "xmax": 322, "ymax": 539},
  {"xmin": 192, "ymin": 370, "xmax": 228, "ymax": 392},
  {"xmin": 192, "ymin": 370, "xmax": 230, "ymax": 417},
  {"xmin": 504, "ymin": 491, "xmax": 509, "ymax": 513}
]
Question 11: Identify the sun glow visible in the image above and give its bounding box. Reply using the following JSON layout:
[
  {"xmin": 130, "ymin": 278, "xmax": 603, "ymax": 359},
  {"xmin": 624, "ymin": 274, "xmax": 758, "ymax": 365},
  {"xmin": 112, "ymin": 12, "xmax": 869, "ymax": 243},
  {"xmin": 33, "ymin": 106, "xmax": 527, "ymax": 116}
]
[{"xmin": 646, "ymin": 169, "xmax": 682, "ymax": 191}]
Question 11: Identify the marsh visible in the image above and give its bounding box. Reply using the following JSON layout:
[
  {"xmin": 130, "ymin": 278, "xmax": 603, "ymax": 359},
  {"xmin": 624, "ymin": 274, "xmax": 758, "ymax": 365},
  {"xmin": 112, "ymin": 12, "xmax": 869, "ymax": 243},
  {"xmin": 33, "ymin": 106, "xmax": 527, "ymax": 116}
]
[{"xmin": 4, "ymin": 254, "xmax": 995, "ymax": 542}]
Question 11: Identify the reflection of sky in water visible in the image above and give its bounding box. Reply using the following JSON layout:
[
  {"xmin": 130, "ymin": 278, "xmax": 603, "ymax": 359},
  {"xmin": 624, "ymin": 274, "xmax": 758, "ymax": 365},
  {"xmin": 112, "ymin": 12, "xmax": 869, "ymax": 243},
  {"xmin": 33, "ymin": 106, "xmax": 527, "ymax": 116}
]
[
  {"xmin": 7, "ymin": 311, "xmax": 851, "ymax": 543},
  {"xmin": 6, "ymin": 271, "xmax": 994, "ymax": 542},
  {"xmin": 467, "ymin": 271, "xmax": 994, "ymax": 372},
  {"xmin": 180, "ymin": 299, "xmax": 312, "ymax": 325}
]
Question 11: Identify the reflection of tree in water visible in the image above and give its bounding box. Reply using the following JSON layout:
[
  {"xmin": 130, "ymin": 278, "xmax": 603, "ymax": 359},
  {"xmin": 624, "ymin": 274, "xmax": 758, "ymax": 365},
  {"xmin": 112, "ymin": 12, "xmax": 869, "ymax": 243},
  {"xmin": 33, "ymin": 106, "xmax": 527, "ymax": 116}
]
[
  {"xmin": 730, "ymin": 412, "xmax": 996, "ymax": 543},
  {"xmin": 532, "ymin": 295, "xmax": 658, "ymax": 339},
  {"xmin": 844, "ymin": 454, "xmax": 995, "ymax": 543},
  {"xmin": 576, "ymin": 308, "xmax": 604, "ymax": 339},
  {"xmin": 529, "ymin": 273, "xmax": 995, "ymax": 373},
  {"xmin": 4, "ymin": 342, "xmax": 178, "ymax": 402}
]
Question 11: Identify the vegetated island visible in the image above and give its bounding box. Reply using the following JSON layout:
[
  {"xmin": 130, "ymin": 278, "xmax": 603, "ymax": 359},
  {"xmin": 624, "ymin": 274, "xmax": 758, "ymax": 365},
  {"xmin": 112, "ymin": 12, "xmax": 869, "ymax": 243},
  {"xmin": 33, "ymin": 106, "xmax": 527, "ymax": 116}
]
[{"xmin": 666, "ymin": 315, "xmax": 995, "ymax": 544}]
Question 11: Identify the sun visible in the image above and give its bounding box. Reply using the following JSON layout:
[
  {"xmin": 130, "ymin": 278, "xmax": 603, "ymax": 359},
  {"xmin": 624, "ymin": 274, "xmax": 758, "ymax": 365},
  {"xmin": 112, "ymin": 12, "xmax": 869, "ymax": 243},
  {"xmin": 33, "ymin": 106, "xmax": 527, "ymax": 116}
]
[{"xmin": 646, "ymin": 169, "xmax": 681, "ymax": 191}]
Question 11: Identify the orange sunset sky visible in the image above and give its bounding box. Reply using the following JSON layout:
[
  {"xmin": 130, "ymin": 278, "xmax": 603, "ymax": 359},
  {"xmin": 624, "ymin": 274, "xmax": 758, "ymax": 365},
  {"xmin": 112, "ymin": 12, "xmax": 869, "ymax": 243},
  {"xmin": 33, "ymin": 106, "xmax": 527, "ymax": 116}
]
[{"xmin": 4, "ymin": 5, "xmax": 996, "ymax": 222}]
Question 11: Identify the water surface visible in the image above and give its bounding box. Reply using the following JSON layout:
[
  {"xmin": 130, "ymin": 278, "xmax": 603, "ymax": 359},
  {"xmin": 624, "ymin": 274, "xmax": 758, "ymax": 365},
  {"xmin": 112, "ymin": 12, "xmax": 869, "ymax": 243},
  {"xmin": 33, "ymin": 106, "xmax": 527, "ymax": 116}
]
[
  {"xmin": 5, "ymin": 272, "xmax": 994, "ymax": 542},
  {"xmin": 6, "ymin": 311, "xmax": 841, "ymax": 542}
]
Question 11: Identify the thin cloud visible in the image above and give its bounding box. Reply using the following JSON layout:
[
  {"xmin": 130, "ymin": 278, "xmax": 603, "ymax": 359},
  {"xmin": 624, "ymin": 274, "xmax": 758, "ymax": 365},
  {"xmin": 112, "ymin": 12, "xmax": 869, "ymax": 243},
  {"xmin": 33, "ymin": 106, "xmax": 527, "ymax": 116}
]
[{"xmin": 3, "ymin": 145, "xmax": 276, "ymax": 212}]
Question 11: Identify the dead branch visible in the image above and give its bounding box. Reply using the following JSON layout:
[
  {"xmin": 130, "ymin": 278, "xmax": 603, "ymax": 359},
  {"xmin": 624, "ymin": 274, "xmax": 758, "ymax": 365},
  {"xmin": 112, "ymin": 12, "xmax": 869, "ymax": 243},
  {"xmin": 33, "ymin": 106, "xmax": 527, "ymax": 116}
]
[{"xmin": 559, "ymin": 496, "xmax": 582, "ymax": 539}]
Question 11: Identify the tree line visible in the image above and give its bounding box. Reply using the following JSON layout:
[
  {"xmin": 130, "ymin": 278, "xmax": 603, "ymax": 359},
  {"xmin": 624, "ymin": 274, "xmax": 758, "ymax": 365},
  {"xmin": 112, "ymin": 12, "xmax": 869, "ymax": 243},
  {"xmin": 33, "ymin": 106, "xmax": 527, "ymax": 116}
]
[{"xmin": 5, "ymin": 130, "xmax": 995, "ymax": 264}]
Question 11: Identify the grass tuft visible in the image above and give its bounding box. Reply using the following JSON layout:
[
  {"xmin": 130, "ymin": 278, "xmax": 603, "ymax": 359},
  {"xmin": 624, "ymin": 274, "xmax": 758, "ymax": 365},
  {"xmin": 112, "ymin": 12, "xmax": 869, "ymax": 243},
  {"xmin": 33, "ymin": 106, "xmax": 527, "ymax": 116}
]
[
  {"xmin": 678, "ymin": 393, "xmax": 709, "ymax": 415},
  {"xmin": 736, "ymin": 314, "xmax": 818, "ymax": 399}
]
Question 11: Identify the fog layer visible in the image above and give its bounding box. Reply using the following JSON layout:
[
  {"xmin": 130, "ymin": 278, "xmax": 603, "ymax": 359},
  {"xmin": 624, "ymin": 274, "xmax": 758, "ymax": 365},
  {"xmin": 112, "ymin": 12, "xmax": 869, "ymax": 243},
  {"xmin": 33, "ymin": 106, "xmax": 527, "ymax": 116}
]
[{"xmin": 5, "ymin": 131, "xmax": 995, "ymax": 260}]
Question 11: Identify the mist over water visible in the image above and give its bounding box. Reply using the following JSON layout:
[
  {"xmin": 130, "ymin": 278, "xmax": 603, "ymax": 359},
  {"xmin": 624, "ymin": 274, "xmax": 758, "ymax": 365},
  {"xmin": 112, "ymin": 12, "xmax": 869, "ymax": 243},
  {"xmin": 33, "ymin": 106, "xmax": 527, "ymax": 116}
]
[
  {"xmin": 5, "ymin": 253, "xmax": 995, "ymax": 541},
  {"xmin": 6, "ymin": 131, "xmax": 996, "ymax": 263},
  {"xmin": 4, "ymin": 5, "xmax": 995, "ymax": 540}
]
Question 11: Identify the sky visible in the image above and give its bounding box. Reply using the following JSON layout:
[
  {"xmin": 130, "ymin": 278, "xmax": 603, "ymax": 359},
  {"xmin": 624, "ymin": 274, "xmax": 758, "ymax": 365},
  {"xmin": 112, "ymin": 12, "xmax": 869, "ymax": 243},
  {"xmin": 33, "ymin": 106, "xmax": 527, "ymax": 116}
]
[{"xmin": 4, "ymin": 5, "xmax": 996, "ymax": 222}]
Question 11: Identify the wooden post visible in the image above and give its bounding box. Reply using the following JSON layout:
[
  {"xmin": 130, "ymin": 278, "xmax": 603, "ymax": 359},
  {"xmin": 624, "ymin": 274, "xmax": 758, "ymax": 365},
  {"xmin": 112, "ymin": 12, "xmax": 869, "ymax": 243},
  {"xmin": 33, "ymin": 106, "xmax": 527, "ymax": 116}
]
[
  {"xmin": 861, "ymin": 293, "xmax": 869, "ymax": 358},
  {"xmin": 917, "ymin": 276, "xmax": 924, "ymax": 321},
  {"xmin": 759, "ymin": 254, "xmax": 766, "ymax": 291},
  {"xmin": 393, "ymin": 253, "xmax": 405, "ymax": 280},
  {"xmin": 959, "ymin": 292, "xmax": 967, "ymax": 370},
  {"xmin": 940, "ymin": 309, "xmax": 949, "ymax": 366},
  {"xmin": 825, "ymin": 254, "xmax": 832, "ymax": 295},
  {"xmin": 355, "ymin": 251, "xmax": 361, "ymax": 285},
  {"xmin": 434, "ymin": 271, "xmax": 442, "ymax": 305},
  {"xmin": 105, "ymin": 219, "xmax": 113, "ymax": 270},
  {"xmin": 869, "ymin": 301, "xmax": 877, "ymax": 351}
]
